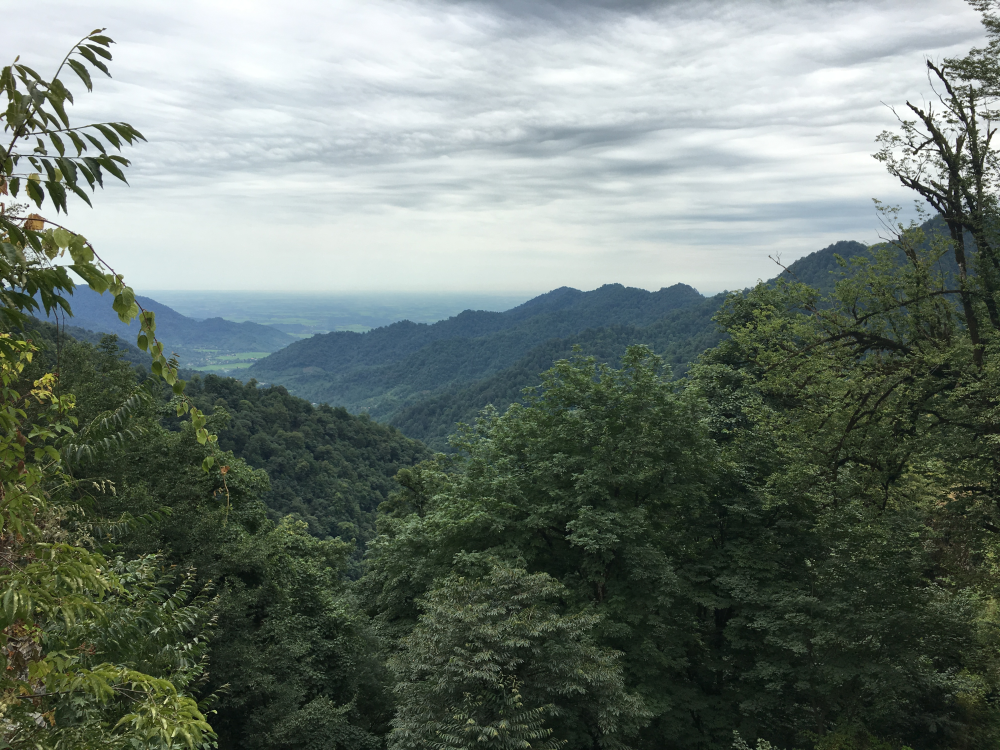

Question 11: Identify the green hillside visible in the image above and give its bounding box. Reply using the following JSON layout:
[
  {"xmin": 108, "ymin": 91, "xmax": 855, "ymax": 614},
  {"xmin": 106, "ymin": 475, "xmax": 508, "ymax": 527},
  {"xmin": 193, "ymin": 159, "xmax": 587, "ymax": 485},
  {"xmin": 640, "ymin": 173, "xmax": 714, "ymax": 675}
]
[
  {"xmin": 250, "ymin": 241, "xmax": 873, "ymax": 448},
  {"xmin": 41, "ymin": 285, "xmax": 296, "ymax": 370},
  {"xmin": 184, "ymin": 374, "xmax": 429, "ymax": 549},
  {"xmin": 249, "ymin": 282, "xmax": 707, "ymax": 411}
]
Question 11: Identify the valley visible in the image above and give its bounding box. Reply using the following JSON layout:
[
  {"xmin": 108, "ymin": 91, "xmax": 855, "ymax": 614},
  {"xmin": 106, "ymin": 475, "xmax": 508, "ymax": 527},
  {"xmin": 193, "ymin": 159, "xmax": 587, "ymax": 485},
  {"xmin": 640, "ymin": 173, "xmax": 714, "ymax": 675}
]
[{"xmin": 55, "ymin": 238, "xmax": 873, "ymax": 449}]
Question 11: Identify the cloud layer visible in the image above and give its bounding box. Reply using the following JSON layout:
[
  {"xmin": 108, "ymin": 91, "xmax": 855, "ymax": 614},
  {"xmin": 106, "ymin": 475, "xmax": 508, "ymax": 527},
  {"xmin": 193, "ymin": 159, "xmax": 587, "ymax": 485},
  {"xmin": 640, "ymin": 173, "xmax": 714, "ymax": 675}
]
[{"xmin": 3, "ymin": 0, "xmax": 986, "ymax": 293}]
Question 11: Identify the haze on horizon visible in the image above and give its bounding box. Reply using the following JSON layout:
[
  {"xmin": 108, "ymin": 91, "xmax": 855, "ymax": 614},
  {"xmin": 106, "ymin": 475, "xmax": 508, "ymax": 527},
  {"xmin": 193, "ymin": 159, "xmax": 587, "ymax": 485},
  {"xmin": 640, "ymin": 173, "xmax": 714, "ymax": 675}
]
[{"xmin": 3, "ymin": 0, "xmax": 986, "ymax": 295}]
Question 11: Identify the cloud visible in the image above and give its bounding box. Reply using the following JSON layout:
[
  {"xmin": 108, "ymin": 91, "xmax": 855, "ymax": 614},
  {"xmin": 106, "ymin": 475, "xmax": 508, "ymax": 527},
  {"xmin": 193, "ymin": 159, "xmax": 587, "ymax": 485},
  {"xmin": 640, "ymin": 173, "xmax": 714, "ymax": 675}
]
[{"xmin": 1, "ymin": 0, "xmax": 986, "ymax": 293}]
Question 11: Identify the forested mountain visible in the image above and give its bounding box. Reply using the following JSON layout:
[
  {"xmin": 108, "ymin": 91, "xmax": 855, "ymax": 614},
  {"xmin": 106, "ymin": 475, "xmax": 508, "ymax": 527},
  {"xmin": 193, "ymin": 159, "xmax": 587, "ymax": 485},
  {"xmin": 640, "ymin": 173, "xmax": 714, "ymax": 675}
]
[
  {"xmin": 251, "ymin": 241, "xmax": 870, "ymax": 449},
  {"xmin": 390, "ymin": 298, "xmax": 726, "ymax": 448},
  {"xmin": 185, "ymin": 374, "xmax": 429, "ymax": 553},
  {"xmin": 249, "ymin": 282, "xmax": 703, "ymax": 401},
  {"xmin": 41, "ymin": 285, "xmax": 296, "ymax": 368}
]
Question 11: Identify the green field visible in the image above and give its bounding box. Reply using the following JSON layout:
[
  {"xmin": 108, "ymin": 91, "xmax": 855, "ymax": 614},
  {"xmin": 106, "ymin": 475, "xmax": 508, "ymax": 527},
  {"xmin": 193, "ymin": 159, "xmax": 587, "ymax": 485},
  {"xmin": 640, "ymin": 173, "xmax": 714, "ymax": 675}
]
[
  {"xmin": 199, "ymin": 362, "xmax": 255, "ymax": 373},
  {"xmin": 190, "ymin": 351, "xmax": 272, "ymax": 374},
  {"xmin": 217, "ymin": 352, "xmax": 269, "ymax": 361}
]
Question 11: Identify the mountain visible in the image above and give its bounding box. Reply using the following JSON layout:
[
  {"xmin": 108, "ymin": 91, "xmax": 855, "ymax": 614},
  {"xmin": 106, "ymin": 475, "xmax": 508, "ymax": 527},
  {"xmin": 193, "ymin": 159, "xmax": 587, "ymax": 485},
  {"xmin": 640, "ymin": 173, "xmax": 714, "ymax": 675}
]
[
  {"xmin": 42, "ymin": 286, "xmax": 296, "ymax": 370},
  {"xmin": 248, "ymin": 241, "xmax": 877, "ymax": 450},
  {"xmin": 248, "ymin": 282, "xmax": 704, "ymax": 407},
  {"xmin": 252, "ymin": 283, "xmax": 703, "ymax": 378}
]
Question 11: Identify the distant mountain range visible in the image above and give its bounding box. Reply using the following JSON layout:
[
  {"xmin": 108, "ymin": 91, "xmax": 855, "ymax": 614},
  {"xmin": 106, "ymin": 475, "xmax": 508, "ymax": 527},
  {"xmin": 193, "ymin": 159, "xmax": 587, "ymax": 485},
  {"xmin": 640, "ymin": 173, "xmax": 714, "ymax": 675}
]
[
  {"xmin": 248, "ymin": 239, "xmax": 875, "ymax": 449},
  {"xmin": 40, "ymin": 287, "xmax": 296, "ymax": 370},
  {"xmin": 49, "ymin": 236, "xmax": 919, "ymax": 451}
]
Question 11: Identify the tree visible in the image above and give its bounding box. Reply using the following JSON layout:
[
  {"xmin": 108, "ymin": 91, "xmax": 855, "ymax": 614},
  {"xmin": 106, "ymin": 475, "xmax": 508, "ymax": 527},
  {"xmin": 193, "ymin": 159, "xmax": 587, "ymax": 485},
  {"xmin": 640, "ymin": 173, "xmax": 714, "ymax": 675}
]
[
  {"xmin": 0, "ymin": 32, "xmax": 223, "ymax": 748},
  {"xmin": 874, "ymin": 0, "xmax": 1000, "ymax": 364},
  {"xmin": 365, "ymin": 347, "xmax": 719, "ymax": 747},
  {"xmin": 388, "ymin": 560, "xmax": 645, "ymax": 750},
  {"xmin": 0, "ymin": 337, "xmax": 215, "ymax": 748},
  {"xmin": 45, "ymin": 333, "xmax": 392, "ymax": 750}
]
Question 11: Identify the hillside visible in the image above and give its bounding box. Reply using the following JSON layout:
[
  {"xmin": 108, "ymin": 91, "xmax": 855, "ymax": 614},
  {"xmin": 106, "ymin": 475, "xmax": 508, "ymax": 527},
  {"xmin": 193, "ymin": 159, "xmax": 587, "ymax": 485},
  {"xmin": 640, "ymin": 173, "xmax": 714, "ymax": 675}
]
[
  {"xmin": 249, "ymin": 282, "xmax": 704, "ymax": 407},
  {"xmin": 43, "ymin": 285, "xmax": 296, "ymax": 370},
  {"xmin": 249, "ymin": 240, "xmax": 872, "ymax": 448},
  {"xmin": 24, "ymin": 319, "xmax": 430, "ymax": 560},
  {"xmin": 185, "ymin": 374, "xmax": 430, "ymax": 549}
]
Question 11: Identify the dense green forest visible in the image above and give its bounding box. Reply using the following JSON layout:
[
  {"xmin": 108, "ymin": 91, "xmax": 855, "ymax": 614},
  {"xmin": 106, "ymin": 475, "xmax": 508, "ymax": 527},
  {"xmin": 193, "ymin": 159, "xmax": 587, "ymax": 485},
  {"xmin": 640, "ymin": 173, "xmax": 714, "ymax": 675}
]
[
  {"xmin": 7, "ymin": 4, "xmax": 1000, "ymax": 749},
  {"xmin": 247, "ymin": 282, "xmax": 704, "ymax": 414},
  {"xmin": 385, "ymin": 241, "xmax": 872, "ymax": 449}
]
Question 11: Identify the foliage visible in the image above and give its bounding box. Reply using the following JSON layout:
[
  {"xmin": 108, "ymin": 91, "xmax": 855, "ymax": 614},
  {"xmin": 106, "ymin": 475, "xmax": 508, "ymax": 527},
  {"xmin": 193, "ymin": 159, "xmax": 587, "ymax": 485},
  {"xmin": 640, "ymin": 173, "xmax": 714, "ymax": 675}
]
[
  {"xmin": 1, "ymin": 29, "xmax": 216, "ymax": 456},
  {"xmin": 0, "ymin": 32, "xmax": 230, "ymax": 748},
  {"xmin": 364, "ymin": 346, "xmax": 722, "ymax": 748},
  {"xmin": 46, "ymin": 334, "xmax": 393, "ymax": 750},
  {"xmin": 0, "ymin": 338, "xmax": 214, "ymax": 748},
  {"xmin": 874, "ymin": 0, "xmax": 1000, "ymax": 367},
  {"xmin": 389, "ymin": 560, "xmax": 645, "ymax": 750},
  {"xmin": 185, "ymin": 374, "xmax": 429, "ymax": 554},
  {"xmin": 208, "ymin": 518, "xmax": 385, "ymax": 750}
]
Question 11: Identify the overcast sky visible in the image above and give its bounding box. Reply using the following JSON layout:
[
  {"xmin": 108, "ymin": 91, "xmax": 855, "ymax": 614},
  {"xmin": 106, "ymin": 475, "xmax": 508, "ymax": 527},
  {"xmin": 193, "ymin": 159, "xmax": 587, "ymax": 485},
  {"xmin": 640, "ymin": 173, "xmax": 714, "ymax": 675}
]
[{"xmin": 3, "ymin": 0, "xmax": 986, "ymax": 294}]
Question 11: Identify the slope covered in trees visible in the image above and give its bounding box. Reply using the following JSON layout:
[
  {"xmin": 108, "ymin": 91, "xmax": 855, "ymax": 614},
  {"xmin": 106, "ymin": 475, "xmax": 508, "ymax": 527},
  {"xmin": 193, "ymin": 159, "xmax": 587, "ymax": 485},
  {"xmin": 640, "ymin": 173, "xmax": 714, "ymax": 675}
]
[
  {"xmin": 248, "ymin": 242, "xmax": 869, "ymax": 450},
  {"xmin": 248, "ymin": 282, "xmax": 705, "ymax": 408},
  {"xmin": 41, "ymin": 285, "xmax": 296, "ymax": 367},
  {"xmin": 40, "ymin": 331, "xmax": 408, "ymax": 748},
  {"xmin": 185, "ymin": 374, "xmax": 429, "ymax": 549}
]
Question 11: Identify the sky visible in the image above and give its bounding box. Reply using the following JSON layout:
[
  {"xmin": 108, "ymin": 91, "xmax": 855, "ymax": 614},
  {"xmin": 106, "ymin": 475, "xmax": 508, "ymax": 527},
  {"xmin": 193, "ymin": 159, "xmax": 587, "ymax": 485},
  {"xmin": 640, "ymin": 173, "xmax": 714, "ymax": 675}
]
[{"xmin": 2, "ymin": 0, "xmax": 988, "ymax": 294}]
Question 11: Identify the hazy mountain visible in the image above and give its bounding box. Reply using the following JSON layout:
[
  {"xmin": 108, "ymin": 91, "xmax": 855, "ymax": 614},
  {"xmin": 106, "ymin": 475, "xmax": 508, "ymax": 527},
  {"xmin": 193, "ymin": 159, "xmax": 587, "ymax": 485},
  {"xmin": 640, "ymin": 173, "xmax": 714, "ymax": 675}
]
[
  {"xmin": 249, "ymin": 240, "xmax": 876, "ymax": 449},
  {"xmin": 248, "ymin": 282, "xmax": 704, "ymax": 407},
  {"xmin": 42, "ymin": 286, "xmax": 296, "ymax": 368}
]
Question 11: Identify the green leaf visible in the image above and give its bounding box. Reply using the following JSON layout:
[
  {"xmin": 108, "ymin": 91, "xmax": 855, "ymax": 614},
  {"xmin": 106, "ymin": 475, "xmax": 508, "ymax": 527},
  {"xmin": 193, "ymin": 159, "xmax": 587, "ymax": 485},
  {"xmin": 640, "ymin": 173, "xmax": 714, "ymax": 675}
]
[
  {"xmin": 93, "ymin": 124, "xmax": 122, "ymax": 150},
  {"xmin": 67, "ymin": 131, "xmax": 86, "ymax": 155},
  {"xmin": 76, "ymin": 46, "xmax": 110, "ymax": 77},
  {"xmin": 71, "ymin": 263, "xmax": 110, "ymax": 294},
  {"xmin": 25, "ymin": 178, "xmax": 44, "ymax": 206},
  {"xmin": 85, "ymin": 44, "xmax": 113, "ymax": 61},
  {"xmin": 111, "ymin": 288, "xmax": 137, "ymax": 322},
  {"xmin": 56, "ymin": 157, "xmax": 78, "ymax": 188},
  {"xmin": 68, "ymin": 235, "xmax": 93, "ymax": 263},
  {"xmin": 48, "ymin": 92, "xmax": 70, "ymax": 128},
  {"xmin": 68, "ymin": 182, "xmax": 93, "ymax": 206},
  {"xmin": 45, "ymin": 180, "xmax": 67, "ymax": 213},
  {"xmin": 14, "ymin": 64, "xmax": 42, "ymax": 82},
  {"xmin": 97, "ymin": 154, "xmax": 127, "ymax": 183},
  {"xmin": 66, "ymin": 59, "xmax": 93, "ymax": 91},
  {"xmin": 83, "ymin": 136, "xmax": 107, "ymax": 157},
  {"xmin": 110, "ymin": 122, "xmax": 145, "ymax": 144}
]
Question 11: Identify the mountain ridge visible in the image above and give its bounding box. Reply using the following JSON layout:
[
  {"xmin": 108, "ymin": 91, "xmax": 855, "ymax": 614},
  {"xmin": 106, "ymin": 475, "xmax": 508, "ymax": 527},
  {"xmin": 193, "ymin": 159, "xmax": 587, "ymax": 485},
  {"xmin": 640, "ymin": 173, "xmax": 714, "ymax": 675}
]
[
  {"xmin": 247, "ymin": 240, "xmax": 873, "ymax": 448},
  {"xmin": 42, "ymin": 286, "xmax": 297, "ymax": 368}
]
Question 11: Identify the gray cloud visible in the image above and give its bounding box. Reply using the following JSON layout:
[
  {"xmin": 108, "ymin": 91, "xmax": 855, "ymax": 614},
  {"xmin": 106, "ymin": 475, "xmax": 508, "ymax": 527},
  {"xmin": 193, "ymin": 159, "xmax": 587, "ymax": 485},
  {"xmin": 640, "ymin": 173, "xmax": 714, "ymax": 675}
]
[{"xmin": 0, "ymin": 0, "xmax": 987, "ymax": 293}]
